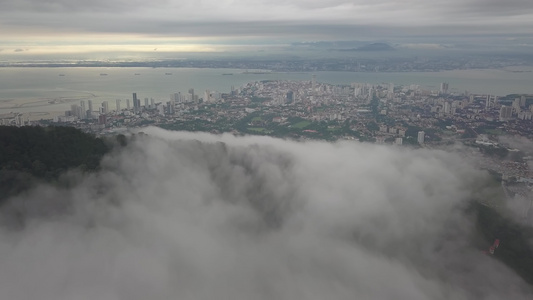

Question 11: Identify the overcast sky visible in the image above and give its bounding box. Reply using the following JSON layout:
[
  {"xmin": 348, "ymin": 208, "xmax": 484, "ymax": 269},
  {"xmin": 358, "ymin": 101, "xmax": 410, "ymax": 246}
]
[{"xmin": 0, "ymin": 0, "xmax": 532, "ymax": 56}]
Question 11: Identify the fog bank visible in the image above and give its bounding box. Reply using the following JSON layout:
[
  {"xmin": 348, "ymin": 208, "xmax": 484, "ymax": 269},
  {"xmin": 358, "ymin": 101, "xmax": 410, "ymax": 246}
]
[{"xmin": 0, "ymin": 127, "xmax": 530, "ymax": 299}]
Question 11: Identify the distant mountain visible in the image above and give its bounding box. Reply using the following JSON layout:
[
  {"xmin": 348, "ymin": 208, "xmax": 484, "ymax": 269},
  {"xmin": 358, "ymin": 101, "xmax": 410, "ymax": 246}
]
[
  {"xmin": 338, "ymin": 43, "xmax": 395, "ymax": 52},
  {"xmin": 291, "ymin": 40, "xmax": 368, "ymax": 48}
]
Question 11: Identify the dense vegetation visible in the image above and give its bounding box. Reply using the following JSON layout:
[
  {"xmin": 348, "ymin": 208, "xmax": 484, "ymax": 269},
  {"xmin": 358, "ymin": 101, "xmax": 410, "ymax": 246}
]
[
  {"xmin": 472, "ymin": 202, "xmax": 533, "ymax": 285},
  {"xmin": 0, "ymin": 126, "xmax": 109, "ymax": 202}
]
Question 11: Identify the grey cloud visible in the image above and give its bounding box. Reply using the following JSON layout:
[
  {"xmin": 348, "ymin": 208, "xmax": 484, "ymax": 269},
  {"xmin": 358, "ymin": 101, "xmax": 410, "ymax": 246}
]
[
  {"xmin": 1, "ymin": 14, "xmax": 527, "ymax": 42},
  {"xmin": 0, "ymin": 0, "xmax": 533, "ymax": 41},
  {"xmin": 455, "ymin": 0, "xmax": 533, "ymax": 16},
  {"xmin": 0, "ymin": 0, "xmax": 164, "ymax": 12},
  {"xmin": 0, "ymin": 128, "xmax": 531, "ymax": 299}
]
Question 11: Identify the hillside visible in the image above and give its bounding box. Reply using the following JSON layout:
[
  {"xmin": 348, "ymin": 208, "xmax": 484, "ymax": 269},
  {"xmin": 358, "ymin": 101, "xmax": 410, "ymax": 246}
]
[{"xmin": 0, "ymin": 126, "xmax": 109, "ymax": 202}]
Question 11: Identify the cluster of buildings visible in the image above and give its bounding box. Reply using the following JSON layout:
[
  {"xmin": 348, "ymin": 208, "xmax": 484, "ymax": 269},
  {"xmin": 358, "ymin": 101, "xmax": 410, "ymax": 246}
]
[{"xmin": 2, "ymin": 76, "xmax": 532, "ymax": 180}]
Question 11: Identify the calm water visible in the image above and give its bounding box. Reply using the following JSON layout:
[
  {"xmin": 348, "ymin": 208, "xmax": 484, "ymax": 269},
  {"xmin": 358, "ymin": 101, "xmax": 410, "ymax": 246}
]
[{"xmin": 0, "ymin": 67, "xmax": 532, "ymax": 117}]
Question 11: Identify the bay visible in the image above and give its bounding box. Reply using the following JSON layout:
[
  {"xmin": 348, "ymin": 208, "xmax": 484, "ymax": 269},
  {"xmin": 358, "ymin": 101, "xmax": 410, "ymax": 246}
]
[{"xmin": 0, "ymin": 67, "xmax": 532, "ymax": 118}]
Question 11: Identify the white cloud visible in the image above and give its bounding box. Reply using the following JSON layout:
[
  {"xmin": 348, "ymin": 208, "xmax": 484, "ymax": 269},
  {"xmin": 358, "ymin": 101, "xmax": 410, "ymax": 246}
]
[{"xmin": 0, "ymin": 128, "xmax": 530, "ymax": 299}]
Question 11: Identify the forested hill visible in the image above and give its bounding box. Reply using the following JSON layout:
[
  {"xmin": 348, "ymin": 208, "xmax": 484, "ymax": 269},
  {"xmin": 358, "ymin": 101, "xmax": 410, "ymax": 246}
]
[{"xmin": 0, "ymin": 126, "xmax": 109, "ymax": 202}]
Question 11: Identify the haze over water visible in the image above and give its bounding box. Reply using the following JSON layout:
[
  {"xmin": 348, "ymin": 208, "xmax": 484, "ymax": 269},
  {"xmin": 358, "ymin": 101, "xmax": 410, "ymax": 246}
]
[{"xmin": 1, "ymin": 67, "xmax": 532, "ymax": 117}]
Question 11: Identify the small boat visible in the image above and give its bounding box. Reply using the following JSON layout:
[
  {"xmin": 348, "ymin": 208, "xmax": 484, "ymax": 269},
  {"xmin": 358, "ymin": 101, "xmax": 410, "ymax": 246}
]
[
  {"xmin": 165, "ymin": 72, "xmax": 172, "ymax": 75},
  {"xmin": 222, "ymin": 73, "xmax": 233, "ymax": 76},
  {"xmin": 134, "ymin": 73, "xmax": 141, "ymax": 75},
  {"xmin": 100, "ymin": 73, "xmax": 108, "ymax": 76}
]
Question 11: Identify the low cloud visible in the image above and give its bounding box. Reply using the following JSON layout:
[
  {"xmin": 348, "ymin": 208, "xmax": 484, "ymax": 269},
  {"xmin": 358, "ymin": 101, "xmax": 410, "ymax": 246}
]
[{"xmin": 0, "ymin": 128, "xmax": 530, "ymax": 299}]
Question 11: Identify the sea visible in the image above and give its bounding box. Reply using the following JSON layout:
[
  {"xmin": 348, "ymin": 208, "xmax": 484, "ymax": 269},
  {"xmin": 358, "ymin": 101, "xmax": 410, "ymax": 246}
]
[{"xmin": 1, "ymin": 67, "xmax": 532, "ymax": 119}]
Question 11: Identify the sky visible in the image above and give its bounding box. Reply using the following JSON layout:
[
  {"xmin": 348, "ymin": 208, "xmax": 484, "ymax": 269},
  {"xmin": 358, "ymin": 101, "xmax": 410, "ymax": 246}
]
[
  {"xmin": 0, "ymin": 127, "xmax": 531, "ymax": 299},
  {"xmin": 1, "ymin": 0, "xmax": 533, "ymax": 57}
]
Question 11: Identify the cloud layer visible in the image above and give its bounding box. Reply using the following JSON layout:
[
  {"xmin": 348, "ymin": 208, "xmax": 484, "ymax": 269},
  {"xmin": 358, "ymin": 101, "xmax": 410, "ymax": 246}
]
[
  {"xmin": 1, "ymin": 0, "xmax": 532, "ymax": 54},
  {"xmin": 0, "ymin": 128, "xmax": 531, "ymax": 299}
]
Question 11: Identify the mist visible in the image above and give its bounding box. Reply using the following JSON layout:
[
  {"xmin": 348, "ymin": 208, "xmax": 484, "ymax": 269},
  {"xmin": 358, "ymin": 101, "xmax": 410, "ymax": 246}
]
[{"xmin": 0, "ymin": 127, "xmax": 531, "ymax": 299}]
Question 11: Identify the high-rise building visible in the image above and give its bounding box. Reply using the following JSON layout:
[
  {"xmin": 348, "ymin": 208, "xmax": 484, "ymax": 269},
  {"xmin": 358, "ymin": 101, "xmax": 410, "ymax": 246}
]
[
  {"xmin": 101, "ymin": 101, "xmax": 109, "ymax": 114},
  {"xmin": 88, "ymin": 100, "xmax": 93, "ymax": 118},
  {"xmin": 286, "ymin": 91, "xmax": 294, "ymax": 104},
  {"xmin": 126, "ymin": 99, "xmax": 131, "ymax": 110},
  {"xmin": 80, "ymin": 100, "xmax": 87, "ymax": 119},
  {"xmin": 520, "ymin": 95, "xmax": 527, "ymax": 107},
  {"xmin": 443, "ymin": 102, "xmax": 451, "ymax": 114},
  {"xmin": 116, "ymin": 99, "xmax": 121, "ymax": 112},
  {"xmin": 71, "ymin": 104, "xmax": 80, "ymax": 118},
  {"xmin": 133, "ymin": 93, "xmax": 140, "ymax": 113},
  {"xmin": 499, "ymin": 105, "xmax": 513, "ymax": 121},
  {"xmin": 144, "ymin": 97, "xmax": 149, "ymax": 109},
  {"xmin": 440, "ymin": 82, "xmax": 449, "ymax": 94},
  {"xmin": 513, "ymin": 98, "xmax": 521, "ymax": 112},
  {"xmin": 368, "ymin": 88, "xmax": 374, "ymax": 99},
  {"xmin": 167, "ymin": 100, "xmax": 175, "ymax": 114},
  {"xmin": 188, "ymin": 88, "xmax": 194, "ymax": 97},
  {"xmin": 417, "ymin": 131, "xmax": 425, "ymax": 145},
  {"xmin": 171, "ymin": 93, "xmax": 183, "ymax": 103}
]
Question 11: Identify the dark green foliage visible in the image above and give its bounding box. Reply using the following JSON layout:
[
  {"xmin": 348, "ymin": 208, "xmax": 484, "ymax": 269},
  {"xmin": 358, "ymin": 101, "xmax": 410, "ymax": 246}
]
[
  {"xmin": 477, "ymin": 145, "xmax": 509, "ymax": 159},
  {"xmin": 0, "ymin": 126, "xmax": 109, "ymax": 202},
  {"xmin": 0, "ymin": 126, "xmax": 108, "ymax": 177},
  {"xmin": 366, "ymin": 121, "xmax": 379, "ymax": 132},
  {"xmin": 116, "ymin": 134, "xmax": 128, "ymax": 147},
  {"xmin": 472, "ymin": 202, "xmax": 533, "ymax": 285}
]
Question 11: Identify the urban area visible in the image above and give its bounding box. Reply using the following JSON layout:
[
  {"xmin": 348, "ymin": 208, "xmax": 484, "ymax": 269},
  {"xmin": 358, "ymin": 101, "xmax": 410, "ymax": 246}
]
[{"xmin": 2, "ymin": 76, "xmax": 533, "ymax": 208}]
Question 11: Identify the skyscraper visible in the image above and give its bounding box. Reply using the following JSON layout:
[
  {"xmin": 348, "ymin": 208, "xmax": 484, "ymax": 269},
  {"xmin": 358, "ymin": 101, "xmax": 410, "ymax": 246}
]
[
  {"xmin": 440, "ymin": 82, "xmax": 449, "ymax": 94},
  {"xmin": 80, "ymin": 100, "xmax": 86, "ymax": 119},
  {"xmin": 417, "ymin": 131, "xmax": 425, "ymax": 145},
  {"xmin": 443, "ymin": 102, "xmax": 451, "ymax": 114},
  {"xmin": 71, "ymin": 104, "xmax": 80, "ymax": 118},
  {"xmin": 286, "ymin": 91, "xmax": 294, "ymax": 104},
  {"xmin": 133, "ymin": 93, "xmax": 140, "ymax": 113},
  {"xmin": 520, "ymin": 95, "xmax": 527, "ymax": 107},
  {"xmin": 188, "ymin": 88, "xmax": 194, "ymax": 97},
  {"xmin": 88, "ymin": 100, "xmax": 93, "ymax": 118},
  {"xmin": 101, "ymin": 101, "xmax": 109, "ymax": 114},
  {"xmin": 499, "ymin": 105, "xmax": 512, "ymax": 121}
]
